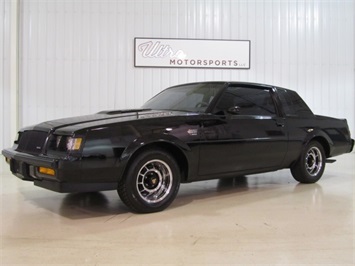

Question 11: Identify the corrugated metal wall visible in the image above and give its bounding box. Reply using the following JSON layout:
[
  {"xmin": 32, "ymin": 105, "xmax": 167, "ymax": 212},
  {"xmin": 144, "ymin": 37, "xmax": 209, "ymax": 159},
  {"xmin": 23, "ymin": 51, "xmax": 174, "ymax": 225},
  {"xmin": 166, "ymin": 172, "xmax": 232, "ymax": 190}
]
[
  {"xmin": 12, "ymin": 0, "xmax": 355, "ymax": 138},
  {"xmin": 0, "ymin": 0, "xmax": 11, "ymax": 151}
]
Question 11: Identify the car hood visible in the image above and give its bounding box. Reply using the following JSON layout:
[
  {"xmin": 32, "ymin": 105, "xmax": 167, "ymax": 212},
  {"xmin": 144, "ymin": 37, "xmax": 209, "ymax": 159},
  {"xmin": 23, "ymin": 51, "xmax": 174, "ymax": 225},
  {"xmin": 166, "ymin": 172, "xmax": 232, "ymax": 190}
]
[{"xmin": 27, "ymin": 109, "xmax": 199, "ymax": 134}]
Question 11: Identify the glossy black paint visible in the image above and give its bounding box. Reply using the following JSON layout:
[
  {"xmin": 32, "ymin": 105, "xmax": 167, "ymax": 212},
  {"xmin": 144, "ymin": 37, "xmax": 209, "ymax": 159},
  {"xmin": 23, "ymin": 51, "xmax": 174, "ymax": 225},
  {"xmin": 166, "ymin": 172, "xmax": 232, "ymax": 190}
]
[{"xmin": 2, "ymin": 82, "xmax": 354, "ymax": 193}]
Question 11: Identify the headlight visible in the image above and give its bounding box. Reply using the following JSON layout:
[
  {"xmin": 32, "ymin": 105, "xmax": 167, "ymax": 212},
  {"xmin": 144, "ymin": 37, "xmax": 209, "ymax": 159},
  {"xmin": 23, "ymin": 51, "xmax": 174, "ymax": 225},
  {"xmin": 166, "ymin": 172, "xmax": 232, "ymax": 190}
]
[
  {"xmin": 49, "ymin": 135, "xmax": 83, "ymax": 152},
  {"xmin": 66, "ymin": 137, "xmax": 83, "ymax": 151}
]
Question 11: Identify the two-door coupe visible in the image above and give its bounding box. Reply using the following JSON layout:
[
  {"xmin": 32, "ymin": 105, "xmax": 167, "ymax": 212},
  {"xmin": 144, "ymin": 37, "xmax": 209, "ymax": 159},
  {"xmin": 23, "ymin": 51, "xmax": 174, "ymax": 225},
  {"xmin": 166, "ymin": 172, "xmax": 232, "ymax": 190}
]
[{"xmin": 2, "ymin": 82, "xmax": 354, "ymax": 213}]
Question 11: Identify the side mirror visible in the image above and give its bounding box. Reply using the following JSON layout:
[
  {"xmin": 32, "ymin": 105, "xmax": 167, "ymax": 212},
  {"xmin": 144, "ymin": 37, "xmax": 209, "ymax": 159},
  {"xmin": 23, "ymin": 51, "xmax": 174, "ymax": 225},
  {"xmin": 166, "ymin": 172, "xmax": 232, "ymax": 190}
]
[{"xmin": 227, "ymin": 106, "xmax": 240, "ymax": 115}]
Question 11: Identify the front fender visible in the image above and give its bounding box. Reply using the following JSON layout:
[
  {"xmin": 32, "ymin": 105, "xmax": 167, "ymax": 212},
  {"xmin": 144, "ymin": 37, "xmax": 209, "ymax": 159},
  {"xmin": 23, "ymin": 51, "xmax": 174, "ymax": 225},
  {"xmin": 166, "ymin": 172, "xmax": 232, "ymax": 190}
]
[
  {"xmin": 124, "ymin": 134, "xmax": 191, "ymax": 156},
  {"xmin": 115, "ymin": 134, "xmax": 191, "ymax": 181}
]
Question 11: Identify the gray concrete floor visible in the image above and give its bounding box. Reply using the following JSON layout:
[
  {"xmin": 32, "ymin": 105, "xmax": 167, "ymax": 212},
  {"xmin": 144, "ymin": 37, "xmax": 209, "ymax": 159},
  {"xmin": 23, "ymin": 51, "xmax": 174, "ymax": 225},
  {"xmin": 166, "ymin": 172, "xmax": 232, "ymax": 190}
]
[{"xmin": 1, "ymin": 152, "xmax": 354, "ymax": 265}]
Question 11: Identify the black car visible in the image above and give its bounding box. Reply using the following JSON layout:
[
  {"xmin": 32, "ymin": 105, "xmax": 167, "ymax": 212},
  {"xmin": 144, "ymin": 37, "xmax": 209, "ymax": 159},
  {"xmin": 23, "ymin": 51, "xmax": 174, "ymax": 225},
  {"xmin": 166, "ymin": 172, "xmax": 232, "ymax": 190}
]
[{"xmin": 2, "ymin": 82, "xmax": 354, "ymax": 213}]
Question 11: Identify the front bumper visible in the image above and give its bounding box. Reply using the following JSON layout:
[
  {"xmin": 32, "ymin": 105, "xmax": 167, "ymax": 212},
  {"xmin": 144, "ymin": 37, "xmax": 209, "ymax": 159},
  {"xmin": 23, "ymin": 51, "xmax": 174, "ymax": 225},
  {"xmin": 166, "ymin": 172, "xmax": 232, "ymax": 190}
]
[
  {"xmin": 2, "ymin": 148, "xmax": 58, "ymax": 181},
  {"xmin": 2, "ymin": 148, "xmax": 117, "ymax": 193}
]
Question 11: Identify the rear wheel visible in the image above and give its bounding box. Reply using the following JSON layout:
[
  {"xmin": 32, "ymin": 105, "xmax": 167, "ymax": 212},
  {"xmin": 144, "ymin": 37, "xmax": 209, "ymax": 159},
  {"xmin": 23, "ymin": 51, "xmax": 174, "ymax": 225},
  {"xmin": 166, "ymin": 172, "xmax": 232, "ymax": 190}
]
[
  {"xmin": 291, "ymin": 141, "xmax": 326, "ymax": 183},
  {"xmin": 118, "ymin": 149, "xmax": 180, "ymax": 213}
]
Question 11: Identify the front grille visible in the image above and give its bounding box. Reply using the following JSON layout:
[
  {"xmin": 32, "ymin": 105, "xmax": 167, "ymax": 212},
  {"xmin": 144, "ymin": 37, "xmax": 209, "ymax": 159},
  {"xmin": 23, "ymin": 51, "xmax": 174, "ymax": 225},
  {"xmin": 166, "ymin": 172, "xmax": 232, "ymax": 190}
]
[{"xmin": 16, "ymin": 131, "xmax": 49, "ymax": 154}]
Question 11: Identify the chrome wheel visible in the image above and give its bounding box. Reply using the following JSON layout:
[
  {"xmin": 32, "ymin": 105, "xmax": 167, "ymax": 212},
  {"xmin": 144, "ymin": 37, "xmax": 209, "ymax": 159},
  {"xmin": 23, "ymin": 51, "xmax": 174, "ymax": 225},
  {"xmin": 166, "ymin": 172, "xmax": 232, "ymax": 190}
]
[
  {"xmin": 305, "ymin": 147, "xmax": 323, "ymax": 176},
  {"xmin": 118, "ymin": 149, "xmax": 181, "ymax": 213},
  {"xmin": 291, "ymin": 141, "xmax": 326, "ymax": 184},
  {"xmin": 136, "ymin": 159, "xmax": 173, "ymax": 204}
]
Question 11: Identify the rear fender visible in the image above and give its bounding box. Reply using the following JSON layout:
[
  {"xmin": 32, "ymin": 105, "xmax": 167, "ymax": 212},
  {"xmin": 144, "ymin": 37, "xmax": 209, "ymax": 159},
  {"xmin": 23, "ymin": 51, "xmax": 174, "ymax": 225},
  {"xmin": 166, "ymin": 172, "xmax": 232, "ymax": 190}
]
[{"xmin": 303, "ymin": 128, "xmax": 332, "ymax": 157}]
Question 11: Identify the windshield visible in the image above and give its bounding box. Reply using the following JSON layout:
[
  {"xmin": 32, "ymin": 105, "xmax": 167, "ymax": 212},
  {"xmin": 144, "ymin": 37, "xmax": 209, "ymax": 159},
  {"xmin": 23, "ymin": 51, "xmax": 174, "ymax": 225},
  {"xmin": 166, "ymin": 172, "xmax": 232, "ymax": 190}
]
[{"xmin": 142, "ymin": 83, "xmax": 225, "ymax": 112}]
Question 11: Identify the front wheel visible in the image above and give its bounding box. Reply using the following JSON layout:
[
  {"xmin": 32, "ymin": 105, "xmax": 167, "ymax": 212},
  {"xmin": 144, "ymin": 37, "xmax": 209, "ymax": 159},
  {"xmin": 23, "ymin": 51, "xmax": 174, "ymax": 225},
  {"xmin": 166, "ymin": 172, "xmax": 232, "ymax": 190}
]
[
  {"xmin": 291, "ymin": 141, "xmax": 326, "ymax": 183},
  {"xmin": 118, "ymin": 149, "xmax": 181, "ymax": 213}
]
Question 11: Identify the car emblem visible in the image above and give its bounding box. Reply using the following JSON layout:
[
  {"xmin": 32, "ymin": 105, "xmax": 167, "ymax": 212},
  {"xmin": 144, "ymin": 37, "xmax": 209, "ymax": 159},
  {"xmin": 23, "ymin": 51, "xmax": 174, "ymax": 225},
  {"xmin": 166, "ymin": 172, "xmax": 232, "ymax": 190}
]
[{"xmin": 187, "ymin": 129, "xmax": 198, "ymax": 136}]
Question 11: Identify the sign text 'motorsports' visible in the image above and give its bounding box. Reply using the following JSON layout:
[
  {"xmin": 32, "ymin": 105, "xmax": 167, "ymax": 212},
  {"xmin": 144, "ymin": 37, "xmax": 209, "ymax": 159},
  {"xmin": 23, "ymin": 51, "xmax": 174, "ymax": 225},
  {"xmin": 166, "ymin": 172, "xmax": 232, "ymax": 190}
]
[{"xmin": 134, "ymin": 38, "xmax": 250, "ymax": 69}]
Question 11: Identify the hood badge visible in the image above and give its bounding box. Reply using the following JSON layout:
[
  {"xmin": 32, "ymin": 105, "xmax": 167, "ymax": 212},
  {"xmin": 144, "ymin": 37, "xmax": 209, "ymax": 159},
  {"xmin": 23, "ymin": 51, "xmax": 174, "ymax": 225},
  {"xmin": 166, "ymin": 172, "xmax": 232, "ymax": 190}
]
[{"xmin": 187, "ymin": 129, "xmax": 198, "ymax": 136}]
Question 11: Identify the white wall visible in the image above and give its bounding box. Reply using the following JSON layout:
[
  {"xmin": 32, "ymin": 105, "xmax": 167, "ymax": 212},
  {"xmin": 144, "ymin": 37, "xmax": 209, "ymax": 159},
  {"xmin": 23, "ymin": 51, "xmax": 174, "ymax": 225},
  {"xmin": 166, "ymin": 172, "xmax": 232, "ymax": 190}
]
[
  {"xmin": 0, "ymin": 0, "xmax": 12, "ymax": 151},
  {"xmin": 3, "ymin": 0, "xmax": 355, "ymax": 148}
]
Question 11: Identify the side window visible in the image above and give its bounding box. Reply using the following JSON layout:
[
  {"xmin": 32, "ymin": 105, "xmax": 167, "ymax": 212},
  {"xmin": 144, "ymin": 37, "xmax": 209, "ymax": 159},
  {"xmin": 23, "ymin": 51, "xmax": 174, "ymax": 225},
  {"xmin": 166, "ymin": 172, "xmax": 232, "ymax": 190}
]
[
  {"xmin": 214, "ymin": 86, "xmax": 276, "ymax": 116},
  {"xmin": 277, "ymin": 89, "xmax": 313, "ymax": 117}
]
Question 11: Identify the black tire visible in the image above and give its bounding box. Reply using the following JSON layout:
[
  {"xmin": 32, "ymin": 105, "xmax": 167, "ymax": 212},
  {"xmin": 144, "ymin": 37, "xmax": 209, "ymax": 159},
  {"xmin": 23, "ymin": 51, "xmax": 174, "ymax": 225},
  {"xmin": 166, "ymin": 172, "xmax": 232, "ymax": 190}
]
[
  {"xmin": 117, "ymin": 149, "xmax": 181, "ymax": 213},
  {"xmin": 291, "ymin": 141, "xmax": 326, "ymax": 183}
]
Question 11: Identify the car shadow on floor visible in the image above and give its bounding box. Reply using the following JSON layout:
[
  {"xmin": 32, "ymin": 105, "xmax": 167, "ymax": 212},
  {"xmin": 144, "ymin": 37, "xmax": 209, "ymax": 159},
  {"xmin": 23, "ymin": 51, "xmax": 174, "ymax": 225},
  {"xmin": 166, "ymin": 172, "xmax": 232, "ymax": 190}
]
[
  {"xmin": 58, "ymin": 190, "xmax": 130, "ymax": 218},
  {"xmin": 21, "ymin": 172, "xmax": 325, "ymax": 220},
  {"xmin": 169, "ymin": 173, "xmax": 325, "ymax": 212},
  {"xmin": 57, "ymin": 176, "xmax": 251, "ymax": 218}
]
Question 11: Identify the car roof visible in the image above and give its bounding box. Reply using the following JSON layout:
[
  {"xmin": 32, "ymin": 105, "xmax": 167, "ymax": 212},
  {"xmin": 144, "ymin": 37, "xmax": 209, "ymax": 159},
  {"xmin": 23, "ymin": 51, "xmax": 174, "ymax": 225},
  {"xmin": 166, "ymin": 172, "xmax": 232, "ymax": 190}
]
[{"xmin": 168, "ymin": 81, "xmax": 292, "ymax": 92}]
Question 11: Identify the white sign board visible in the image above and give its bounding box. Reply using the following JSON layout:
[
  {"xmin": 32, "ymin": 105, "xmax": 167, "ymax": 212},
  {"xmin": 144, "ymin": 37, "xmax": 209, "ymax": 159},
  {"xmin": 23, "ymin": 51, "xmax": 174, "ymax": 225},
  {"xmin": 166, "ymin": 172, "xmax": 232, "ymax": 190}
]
[{"xmin": 134, "ymin": 38, "xmax": 250, "ymax": 69}]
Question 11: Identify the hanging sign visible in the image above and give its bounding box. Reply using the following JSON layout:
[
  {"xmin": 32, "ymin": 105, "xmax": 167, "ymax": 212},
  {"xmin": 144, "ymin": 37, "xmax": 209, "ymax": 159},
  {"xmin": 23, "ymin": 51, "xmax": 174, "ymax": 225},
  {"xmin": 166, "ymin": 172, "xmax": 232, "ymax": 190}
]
[{"xmin": 134, "ymin": 38, "xmax": 250, "ymax": 69}]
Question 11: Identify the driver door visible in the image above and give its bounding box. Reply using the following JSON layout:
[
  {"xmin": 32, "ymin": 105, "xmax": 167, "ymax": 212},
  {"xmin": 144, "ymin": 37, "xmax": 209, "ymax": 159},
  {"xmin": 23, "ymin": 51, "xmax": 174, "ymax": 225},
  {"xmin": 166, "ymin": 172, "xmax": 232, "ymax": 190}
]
[{"xmin": 198, "ymin": 85, "xmax": 287, "ymax": 176}]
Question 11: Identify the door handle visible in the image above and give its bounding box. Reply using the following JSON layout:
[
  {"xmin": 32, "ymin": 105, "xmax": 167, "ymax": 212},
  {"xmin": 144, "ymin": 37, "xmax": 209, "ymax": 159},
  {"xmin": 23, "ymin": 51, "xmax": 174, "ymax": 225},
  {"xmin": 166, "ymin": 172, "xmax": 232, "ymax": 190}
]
[{"xmin": 275, "ymin": 120, "xmax": 285, "ymax": 127}]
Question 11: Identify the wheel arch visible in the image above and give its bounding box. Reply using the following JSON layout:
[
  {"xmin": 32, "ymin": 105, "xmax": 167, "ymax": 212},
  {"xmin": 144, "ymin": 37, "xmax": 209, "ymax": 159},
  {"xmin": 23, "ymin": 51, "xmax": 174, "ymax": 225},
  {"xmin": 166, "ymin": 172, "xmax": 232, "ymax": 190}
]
[
  {"xmin": 310, "ymin": 136, "xmax": 330, "ymax": 158},
  {"xmin": 119, "ymin": 140, "xmax": 189, "ymax": 183}
]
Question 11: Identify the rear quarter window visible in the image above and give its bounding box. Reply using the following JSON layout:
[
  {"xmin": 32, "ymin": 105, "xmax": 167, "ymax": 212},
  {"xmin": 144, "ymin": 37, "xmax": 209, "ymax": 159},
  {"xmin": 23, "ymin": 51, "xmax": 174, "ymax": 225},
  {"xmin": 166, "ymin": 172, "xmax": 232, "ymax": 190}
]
[{"xmin": 277, "ymin": 89, "xmax": 314, "ymax": 117}]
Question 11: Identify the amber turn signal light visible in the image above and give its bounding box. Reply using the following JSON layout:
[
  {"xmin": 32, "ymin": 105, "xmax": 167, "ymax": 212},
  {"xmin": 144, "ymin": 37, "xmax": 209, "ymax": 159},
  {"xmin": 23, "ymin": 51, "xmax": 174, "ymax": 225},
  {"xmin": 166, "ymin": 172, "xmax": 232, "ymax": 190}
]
[{"xmin": 38, "ymin": 167, "xmax": 55, "ymax": 176}]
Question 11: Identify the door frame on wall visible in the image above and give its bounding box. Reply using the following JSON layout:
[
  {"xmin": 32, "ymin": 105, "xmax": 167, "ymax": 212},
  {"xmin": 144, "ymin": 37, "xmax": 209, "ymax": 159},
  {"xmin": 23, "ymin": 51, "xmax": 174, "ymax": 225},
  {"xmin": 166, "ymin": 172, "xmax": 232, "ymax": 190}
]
[{"xmin": 10, "ymin": 0, "xmax": 19, "ymax": 139}]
